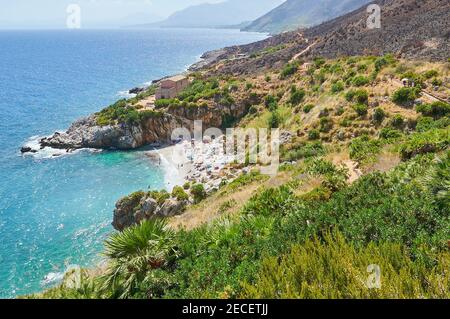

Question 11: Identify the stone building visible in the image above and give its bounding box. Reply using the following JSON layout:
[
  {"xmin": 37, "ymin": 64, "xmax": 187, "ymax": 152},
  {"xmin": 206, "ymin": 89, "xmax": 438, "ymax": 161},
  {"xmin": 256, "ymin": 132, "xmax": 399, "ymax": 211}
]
[{"xmin": 156, "ymin": 75, "xmax": 189, "ymax": 100}]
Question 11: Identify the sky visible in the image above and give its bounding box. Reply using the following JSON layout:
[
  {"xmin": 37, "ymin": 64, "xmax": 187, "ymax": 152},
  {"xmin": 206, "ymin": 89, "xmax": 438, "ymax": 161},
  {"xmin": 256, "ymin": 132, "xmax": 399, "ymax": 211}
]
[{"xmin": 0, "ymin": 0, "xmax": 225, "ymax": 29}]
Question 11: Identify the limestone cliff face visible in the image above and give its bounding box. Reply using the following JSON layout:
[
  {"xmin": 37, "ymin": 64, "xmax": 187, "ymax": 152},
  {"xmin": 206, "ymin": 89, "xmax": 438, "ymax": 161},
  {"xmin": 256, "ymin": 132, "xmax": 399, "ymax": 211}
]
[
  {"xmin": 40, "ymin": 114, "xmax": 188, "ymax": 150},
  {"xmin": 38, "ymin": 98, "xmax": 250, "ymax": 151}
]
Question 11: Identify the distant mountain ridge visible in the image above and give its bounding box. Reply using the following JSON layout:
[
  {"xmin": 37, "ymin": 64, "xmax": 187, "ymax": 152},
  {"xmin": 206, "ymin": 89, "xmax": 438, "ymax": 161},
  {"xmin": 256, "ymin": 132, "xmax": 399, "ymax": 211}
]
[
  {"xmin": 243, "ymin": 0, "xmax": 372, "ymax": 34},
  {"xmin": 145, "ymin": 0, "xmax": 284, "ymax": 29}
]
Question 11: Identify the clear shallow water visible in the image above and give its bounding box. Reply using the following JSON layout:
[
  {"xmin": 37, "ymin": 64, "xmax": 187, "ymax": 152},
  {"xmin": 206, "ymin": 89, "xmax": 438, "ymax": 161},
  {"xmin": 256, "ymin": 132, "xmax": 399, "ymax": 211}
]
[{"xmin": 0, "ymin": 28, "xmax": 266, "ymax": 298}]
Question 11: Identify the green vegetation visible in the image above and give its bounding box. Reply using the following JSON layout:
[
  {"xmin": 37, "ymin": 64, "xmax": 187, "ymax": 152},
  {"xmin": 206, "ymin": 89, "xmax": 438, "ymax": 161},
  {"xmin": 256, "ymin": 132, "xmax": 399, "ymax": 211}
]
[
  {"xmin": 350, "ymin": 75, "xmax": 369, "ymax": 87},
  {"xmin": 242, "ymin": 231, "xmax": 449, "ymax": 299},
  {"xmin": 353, "ymin": 103, "xmax": 368, "ymax": 117},
  {"xmin": 345, "ymin": 89, "xmax": 369, "ymax": 104},
  {"xmin": 172, "ymin": 186, "xmax": 189, "ymax": 201},
  {"xmin": 268, "ymin": 110, "xmax": 281, "ymax": 128},
  {"xmin": 416, "ymin": 101, "xmax": 450, "ymax": 120},
  {"xmin": 349, "ymin": 135, "xmax": 382, "ymax": 164},
  {"xmin": 33, "ymin": 151, "xmax": 450, "ymax": 299},
  {"xmin": 96, "ymin": 100, "xmax": 163, "ymax": 126},
  {"xmin": 191, "ymin": 184, "xmax": 207, "ymax": 204},
  {"xmin": 101, "ymin": 219, "xmax": 177, "ymax": 299},
  {"xmin": 303, "ymin": 104, "xmax": 315, "ymax": 113},
  {"xmin": 390, "ymin": 114, "xmax": 405, "ymax": 129},
  {"xmin": 280, "ymin": 61, "xmax": 299, "ymax": 79},
  {"xmin": 400, "ymin": 128, "xmax": 450, "ymax": 160},
  {"xmin": 289, "ymin": 86, "xmax": 306, "ymax": 105},
  {"xmin": 331, "ymin": 81, "xmax": 345, "ymax": 93},
  {"xmin": 282, "ymin": 141, "xmax": 325, "ymax": 162},
  {"xmin": 392, "ymin": 87, "xmax": 420, "ymax": 105},
  {"xmin": 373, "ymin": 108, "xmax": 386, "ymax": 124},
  {"xmin": 308, "ymin": 129, "xmax": 320, "ymax": 140}
]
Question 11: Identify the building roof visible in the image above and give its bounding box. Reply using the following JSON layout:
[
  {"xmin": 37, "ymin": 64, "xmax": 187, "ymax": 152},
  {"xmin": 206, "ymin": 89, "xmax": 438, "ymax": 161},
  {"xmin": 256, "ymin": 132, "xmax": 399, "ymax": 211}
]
[{"xmin": 164, "ymin": 75, "xmax": 187, "ymax": 82}]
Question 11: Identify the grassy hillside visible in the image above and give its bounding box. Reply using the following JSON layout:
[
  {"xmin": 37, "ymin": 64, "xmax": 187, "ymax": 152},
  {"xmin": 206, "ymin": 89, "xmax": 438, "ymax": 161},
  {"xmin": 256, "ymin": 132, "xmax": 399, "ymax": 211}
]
[{"xmin": 27, "ymin": 53, "xmax": 450, "ymax": 299}]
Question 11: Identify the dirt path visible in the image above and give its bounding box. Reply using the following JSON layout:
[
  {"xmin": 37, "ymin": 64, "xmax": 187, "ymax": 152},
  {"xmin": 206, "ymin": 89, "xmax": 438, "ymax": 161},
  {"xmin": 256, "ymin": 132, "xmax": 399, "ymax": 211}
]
[{"xmin": 290, "ymin": 37, "xmax": 319, "ymax": 62}]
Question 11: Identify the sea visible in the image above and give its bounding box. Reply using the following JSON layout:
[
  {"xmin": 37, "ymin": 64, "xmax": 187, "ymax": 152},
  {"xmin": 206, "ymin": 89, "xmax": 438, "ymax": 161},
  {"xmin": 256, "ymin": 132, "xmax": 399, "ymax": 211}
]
[{"xmin": 0, "ymin": 28, "xmax": 267, "ymax": 298}]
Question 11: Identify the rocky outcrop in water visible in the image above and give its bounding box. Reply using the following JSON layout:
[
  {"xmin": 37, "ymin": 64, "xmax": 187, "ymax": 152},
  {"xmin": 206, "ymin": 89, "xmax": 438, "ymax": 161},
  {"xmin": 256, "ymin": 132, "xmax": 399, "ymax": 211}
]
[{"xmin": 112, "ymin": 192, "xmax": 189, "ymax": 231}]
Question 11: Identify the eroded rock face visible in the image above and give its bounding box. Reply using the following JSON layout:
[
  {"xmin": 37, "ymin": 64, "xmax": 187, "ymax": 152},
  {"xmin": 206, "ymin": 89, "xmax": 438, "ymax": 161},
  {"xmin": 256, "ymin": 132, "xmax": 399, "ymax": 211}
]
[
  {"xmin": 39, "ymin": 114, "xmax": 188, "ymax": 151},
  {"xmin": 112, "ymin": 193, "xmax": 188, "ymax": 231}
]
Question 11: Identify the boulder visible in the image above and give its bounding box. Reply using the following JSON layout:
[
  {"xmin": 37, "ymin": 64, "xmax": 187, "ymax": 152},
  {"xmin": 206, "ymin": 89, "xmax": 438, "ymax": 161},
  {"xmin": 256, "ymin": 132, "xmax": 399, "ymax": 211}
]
[{"xmin": 155, "ymin": 199, "xmax": 187, "ymax": 218}]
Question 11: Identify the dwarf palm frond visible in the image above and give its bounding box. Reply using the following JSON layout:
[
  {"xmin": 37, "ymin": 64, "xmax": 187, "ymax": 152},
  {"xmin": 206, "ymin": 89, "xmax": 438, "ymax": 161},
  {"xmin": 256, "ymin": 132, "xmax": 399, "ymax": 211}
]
[{"xmin": 101, "ymin": 219, "xmax": 177, "ymax": 298}]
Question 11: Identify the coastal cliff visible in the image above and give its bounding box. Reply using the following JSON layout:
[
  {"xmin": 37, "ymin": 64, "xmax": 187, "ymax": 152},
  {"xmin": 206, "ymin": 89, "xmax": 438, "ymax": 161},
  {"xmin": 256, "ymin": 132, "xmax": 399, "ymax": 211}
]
[{"xmin": 31, "ymin": 76, "xmax": 257, "ymax": 152}]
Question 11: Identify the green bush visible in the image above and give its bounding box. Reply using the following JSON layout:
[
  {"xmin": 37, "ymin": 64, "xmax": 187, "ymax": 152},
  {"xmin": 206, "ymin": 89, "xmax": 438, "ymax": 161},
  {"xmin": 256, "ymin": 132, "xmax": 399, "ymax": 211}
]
[
  {"xmin": 372, "ymin": 108, "xmax": 386, "ymax": 123},
  {"xmin": 280, "ymin": 62, "xmax": 299, "ymax": 79},
  {"xmin": 422, "ymin": 70, "xmax": 439, "ymax": 79},
  {"xmin": 319, "ymin": 117, "xmax": 333, "ymax": 132},
  {"xmin": 289, "ymin": 86, "xmax": 306, "ymax": 105},
  {"xmin": 374, "ymin": 57, "xmax": 389, "ymax": 72},
  {"xmin": 303, "ymin": 104, "xmax": 315, "ymax": 113},
  {"xmin": 172, "ymin": 186, "xmax": 189, "ymax": 201},
  {"xmin": 392, "ymin": 87, "xmax": 420, "ymax": 105},
  {"xmin": 346, "ymin": 89, "xmax": 369, "ymax": 104},
  {"xmin": 191, "ymin": 184, "xmax": 207, "ymax": 203},
  {"xmin": 268, "ymin": 111, "xmax": 281, "ymax": 128},
  {"xmin": 350, "ymin": 75, "xmax": 369, "ymax": 87},
  {"xmin": 400, "ymin": 128, "xmax": 450, "ymax": 160},
  {"xmin": 264, "ymin": 95, "xmax": 278, "ymax": 111},
  {"xmin": 349, "ymin": 135, "xmax": 382, "ymax": 163},
  {"xmin": 416, "ymin": 101, "xmax": 450, "ymax": 119},
  {"xmin": 282, "ymin": 141, "xmax": 325, "ymax": 162},
  {"xmin": 379, "ymin": 128, "xmax": 402, "ymax": 140},
  {"xmin": 331, "ymin": 81, "xmax": 345, "ymax": 93},
  {"xmin": 308, "ymin": 129, "xmax": 320, "ymax": 140},
  {"xmin": 416, "ymin": 116, "xmax": 450, "ymax": 132},
  {"xmin": 353, "ymin": 103, "xmax": 368, "ymax": 117},
  {"xmin": 101, "ymin": 219, "xmax": 177, "ymax": 298},
  {"xmin": 390, "ymin": 115, "xmax": 405, "ymax": 129}
]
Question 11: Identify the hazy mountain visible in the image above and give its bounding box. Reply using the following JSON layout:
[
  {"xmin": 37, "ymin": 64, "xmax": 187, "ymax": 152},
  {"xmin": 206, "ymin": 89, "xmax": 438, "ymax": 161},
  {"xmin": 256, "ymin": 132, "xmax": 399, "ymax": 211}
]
[
  {"xmin": 146, "ymin": 0, "xmax": 285, "ymax": 29},
  {"xmin": 243, "ymin": 0, "xmax": 371, "ymax": 33}
]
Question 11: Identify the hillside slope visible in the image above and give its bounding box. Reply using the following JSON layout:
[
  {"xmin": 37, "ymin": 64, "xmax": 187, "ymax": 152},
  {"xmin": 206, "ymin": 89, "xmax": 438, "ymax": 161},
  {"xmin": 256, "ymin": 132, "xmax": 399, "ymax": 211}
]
[
  {"xmin": 243, "ymin": 0, "xmax": 371, "ymax": 34},
  {"xmin": 210, "ymin": 0, "xmax": 449, "ymax": 75}
]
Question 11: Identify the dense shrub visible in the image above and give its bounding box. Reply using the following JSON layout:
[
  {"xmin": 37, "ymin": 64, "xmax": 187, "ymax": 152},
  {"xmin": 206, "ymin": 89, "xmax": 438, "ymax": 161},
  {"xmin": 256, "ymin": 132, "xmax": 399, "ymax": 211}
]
[
  {"xmin": 350, "ymin": 75, "xmax": 369, "ymax": 87},
  {"xmin": 379, "ymin": 128, "xmax": 402, "ymax": 140},
  {"xmin": 282, "ymin": 141, "xmax": 325, "ymax": 162},
  {"xmin": 308, "ymin": 129, "xmax": 320, "ymax": 140},
  {"xmin": 390, "ymin": 115, "xmax": 405, "ymax": 129},
  {"xmin": 392, "ymin": 87, "xmax": 420, "ymax": 105},
  {"xmin": 353, "ymin": 104, "xmax": 368, "ymax": 117},
  {"xmin": 349, "ymin": 135, "xmax": 382, "ymax": 163},
  {"xmin": 191, "ymin": 184, "xmax": 207, "ymax": 203},
  {"xmin": 400, "ymin": 128, "xmax": 450, "ymax": 159},
  {"xmin": 372, "ymin": 108, "xmax": 386, "ymax": 123},
  {"xmin": 303, "ymin": 104, "xmax": 315, "ymax": 113},
  {"xmin": 264, "ymin": 95, "xmax": 278, "ymax": 111},
  {"xmin": 242, "ymin": 232, "xmax": 450, "ymax": 299},
  {"xmin": 280, "ymin": 62, "xmax": 299, "ymax": 79},
  {"xmin": 101, "ymin": 219, "xmax": 177, "ymax": 298},
  {"xmin": 268, "ymin": 111, "xmax": 281, "ymax": 128},
  {"xmin": 289, "ymin": 86, "xmax": 306, "ymax": 105},
  {"xmin": 416, "ymin": 101, "xmax": 450, "ymax": 119},
  {"xmin": 172, "ymin": 186, "xmax": 189, "ymax": 201},
  {"xmin": 346, "ymin": 89, "xmax": 369, "ymax": 104},
  {"xmin": 331, "ymin": 81, "xmax": 345, "ymax": 93},
  {"xmin": 319, "ymin": 117, "xmax": 333, "ymax": 132},
  {"xmin": 416, "ymin": 116, "xmax": 450, "ymax": 132}
]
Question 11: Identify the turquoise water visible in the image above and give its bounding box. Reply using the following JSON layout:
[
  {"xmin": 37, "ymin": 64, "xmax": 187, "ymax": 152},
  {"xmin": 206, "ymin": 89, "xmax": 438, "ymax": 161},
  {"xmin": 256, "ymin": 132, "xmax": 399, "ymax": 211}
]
[{"xmin": 0, "ymin": 29, "xmax": 266, "ymax": 298}]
